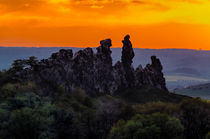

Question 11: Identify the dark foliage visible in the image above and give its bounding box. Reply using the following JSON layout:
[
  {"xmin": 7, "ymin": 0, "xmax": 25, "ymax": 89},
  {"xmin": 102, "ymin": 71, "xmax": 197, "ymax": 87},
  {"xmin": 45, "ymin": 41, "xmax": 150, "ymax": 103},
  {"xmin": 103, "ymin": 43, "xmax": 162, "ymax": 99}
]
[
  {"xmin": 50, "ymin": 109, "xmax": 83, "ymax": 139},
  {"xmin": 179, "ymin": 98, "xmax": 210, "ymax": 139},
  {"xmin": 109, "ymin": 113, "xmax": 184, "ymax": 139}
]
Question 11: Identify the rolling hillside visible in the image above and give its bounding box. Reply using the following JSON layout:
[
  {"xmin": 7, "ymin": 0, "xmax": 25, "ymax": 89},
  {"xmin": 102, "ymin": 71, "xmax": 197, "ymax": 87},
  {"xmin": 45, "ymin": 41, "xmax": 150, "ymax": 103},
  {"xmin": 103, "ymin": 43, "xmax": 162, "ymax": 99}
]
[{"xmin": 174, "ymin": 83, "xmax": 210, "ymax": 99}]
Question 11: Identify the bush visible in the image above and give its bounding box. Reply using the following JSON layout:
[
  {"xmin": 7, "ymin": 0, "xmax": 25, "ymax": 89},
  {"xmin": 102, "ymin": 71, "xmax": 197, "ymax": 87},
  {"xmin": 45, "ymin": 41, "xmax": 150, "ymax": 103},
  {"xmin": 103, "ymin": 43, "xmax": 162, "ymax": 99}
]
[
  {"xmin": 0, "ymin": 92, "xmax": 55, "ymax": 139},
  {"xmin": 0, "ymin": 82, "xmax": 38, "ymax": 99},
  {"xmin": 0, "ymin": 83, "xmax": 17, "ymax": 98},
  {"xmin": 50, "ymin": 109, "xmax": 82, "ymax": 139},
  {"xmin": 0, "ymin": 109, "xmax": 9, "ymax": 137},
  {"xmin": 109, "ymin": 113, "xmax": 184, "ymax": 139},
  {"xmin": 54, "ymin": 87, "xmax": 94, "ymax": 112},
  {"xmin": 7, "ymin": 107, "xmax": 52, "ymax": 139},
  {"xmin": 206, "ymin": 132, "xmax": 210, "ymax": 139},
  {"xmin": 179, "ymin": 98, "xmax": 210, "ymax": 139},
  {"xmin": 133, "ymin": 101, "xmax": 179, "ymax": 115}
]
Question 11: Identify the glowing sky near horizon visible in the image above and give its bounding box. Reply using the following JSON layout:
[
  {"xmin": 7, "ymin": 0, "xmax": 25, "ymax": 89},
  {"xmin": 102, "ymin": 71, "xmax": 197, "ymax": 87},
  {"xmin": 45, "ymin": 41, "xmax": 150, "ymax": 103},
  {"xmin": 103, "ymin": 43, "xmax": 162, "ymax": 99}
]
[{"xmin": 0, "ymin": 0, "xmax": 210, "ymax": 49}]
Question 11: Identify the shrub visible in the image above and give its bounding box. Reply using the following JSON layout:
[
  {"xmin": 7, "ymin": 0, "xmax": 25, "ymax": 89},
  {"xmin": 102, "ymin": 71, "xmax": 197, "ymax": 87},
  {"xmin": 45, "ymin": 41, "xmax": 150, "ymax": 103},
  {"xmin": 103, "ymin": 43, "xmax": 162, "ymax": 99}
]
[
  {"xmin": 133, "ymin": 101, "xmax": 179, "ymax": 115},
  {"xmin": 206, "ymin": 132, "xmax": 210, "ymax": 139},
  {"xmin": 0, "ymin": 82, "xmax": 38, "ymax": 99},
  {"xmin": 7, "ymin": 107, "xmax": 52, "ymax": 139},
  {"xmin": 49, "ymin": 109, "xmax": 83, "ymax": 139},
  {"xmin": 0, "ymin": 92, "xmax": 55, "ymax": 139},
  {"xmin": 0, "ymin": 83, "xmax": 17, "ymax": 98},
  {"xmin": 179, "ymin": 98, "xmax": 210, "ymax": 139},
  {"xmin": 109, "ymin": 113, "xmax": 184, "ymax": 139},
  {"xmin": 0, "ymin": 109, "xmax": 9, "ymax": 137}
]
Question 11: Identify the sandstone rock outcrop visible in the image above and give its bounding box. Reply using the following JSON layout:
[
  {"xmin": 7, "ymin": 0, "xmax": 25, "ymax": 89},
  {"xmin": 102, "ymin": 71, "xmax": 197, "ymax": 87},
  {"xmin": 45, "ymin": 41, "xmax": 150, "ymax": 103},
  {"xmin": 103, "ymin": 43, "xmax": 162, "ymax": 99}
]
[{"xmin": 21, "ymin": 35, "xmax": 167, "ymax": 95}]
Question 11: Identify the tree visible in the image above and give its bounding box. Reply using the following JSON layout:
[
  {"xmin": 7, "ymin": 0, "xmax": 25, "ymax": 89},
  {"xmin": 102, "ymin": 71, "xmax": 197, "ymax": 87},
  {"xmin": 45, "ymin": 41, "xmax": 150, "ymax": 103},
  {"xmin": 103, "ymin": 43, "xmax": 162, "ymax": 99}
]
[
  {"xmin": 26, "ymin": 56, "xmax": 39, "ymax": 70},
  {"xmin": 11, "ymin": 59, "xmax": 26, "ymax": 72},
  {"xmin": 10, "ymin": 56, "xmax": 38, "ymax": 73}
]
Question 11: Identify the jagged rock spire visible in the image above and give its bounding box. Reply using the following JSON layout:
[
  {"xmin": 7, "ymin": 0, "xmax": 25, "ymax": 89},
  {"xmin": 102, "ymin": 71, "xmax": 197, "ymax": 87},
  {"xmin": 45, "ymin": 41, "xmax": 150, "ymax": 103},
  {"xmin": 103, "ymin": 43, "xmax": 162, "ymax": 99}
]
[
  {"xmin": 97, "ymin": 39, "xmax": 112, "ymax": 56},
  {"xmin": 121, "ymin": 35, "xmax": 135, "ymax": 67},
  {"xmin": 96, "ymin": 38, "xmax": 112, "ymax": 66},
  {"xmin": 121, "ymin": 35, "xmax": 135, "ymax": 87},
  {"xmin": 151, "ymin": 56, "xmax": 163, "ymax": 72}
]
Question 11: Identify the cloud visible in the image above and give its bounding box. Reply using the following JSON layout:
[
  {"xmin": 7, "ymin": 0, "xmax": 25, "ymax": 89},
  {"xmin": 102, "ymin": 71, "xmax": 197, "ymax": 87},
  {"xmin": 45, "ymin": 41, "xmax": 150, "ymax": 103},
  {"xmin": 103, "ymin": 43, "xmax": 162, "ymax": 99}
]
[
  {"xmin": 0, "ymin": 0, "xmax": 209, "ymax": 27},
  {"xmin": 0, "ymin": 0, "xmax": 203, "ymax": 13},
  {"xmin": 0, "ymin": 0, "xmax": 45, "ymax": 12},
  {"xmin": 0, "ymin": 0, "xmax": 197, "ymax": 16}
]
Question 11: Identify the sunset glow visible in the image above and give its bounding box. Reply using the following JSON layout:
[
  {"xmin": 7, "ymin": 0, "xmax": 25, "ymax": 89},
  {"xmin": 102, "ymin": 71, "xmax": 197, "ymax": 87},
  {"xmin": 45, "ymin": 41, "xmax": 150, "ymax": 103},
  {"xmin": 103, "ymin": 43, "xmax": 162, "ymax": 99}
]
[{"xmin": 1, "ymin": 0, "xmax": 210, "ymax": 49}]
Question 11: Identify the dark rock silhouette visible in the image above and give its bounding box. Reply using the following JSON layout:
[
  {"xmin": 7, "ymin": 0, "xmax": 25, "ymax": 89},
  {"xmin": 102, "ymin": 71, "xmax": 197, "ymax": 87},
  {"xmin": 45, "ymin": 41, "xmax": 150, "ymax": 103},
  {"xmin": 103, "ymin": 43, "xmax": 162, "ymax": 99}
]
[
  {"xmin": 121, "ymin": 35, "xmax": 135, "ymax": 87},
  {"xmin": 121, "ymin": 35, "xmax": 134, "ymax": 66},
  {"xmin": 21, "ymin": 35, "xmax": 167, "ymax": 95}
]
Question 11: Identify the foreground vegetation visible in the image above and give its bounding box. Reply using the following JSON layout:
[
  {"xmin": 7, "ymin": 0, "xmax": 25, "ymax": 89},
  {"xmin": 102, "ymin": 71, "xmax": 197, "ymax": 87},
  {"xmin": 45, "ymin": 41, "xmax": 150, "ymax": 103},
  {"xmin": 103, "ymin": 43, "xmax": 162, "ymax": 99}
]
[{"xmin": 0, "ymin": 59, "xmax": 210, "ymax": 139}]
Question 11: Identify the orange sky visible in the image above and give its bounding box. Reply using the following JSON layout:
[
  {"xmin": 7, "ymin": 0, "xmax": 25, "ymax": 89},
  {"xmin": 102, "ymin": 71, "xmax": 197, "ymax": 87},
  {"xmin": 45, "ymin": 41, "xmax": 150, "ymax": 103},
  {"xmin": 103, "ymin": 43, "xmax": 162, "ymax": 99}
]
[{"xmin": 0, "ymin": 0, "xmax": 210, "ymax": 49}]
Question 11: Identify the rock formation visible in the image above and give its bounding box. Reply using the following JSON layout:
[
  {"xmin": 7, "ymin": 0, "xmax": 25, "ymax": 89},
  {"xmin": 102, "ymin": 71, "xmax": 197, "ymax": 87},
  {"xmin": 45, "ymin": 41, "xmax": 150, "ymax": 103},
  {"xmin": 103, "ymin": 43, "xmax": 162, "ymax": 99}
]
[
  {"xmin": 121, "ymin": 35, "xmax": 134, "ymax": 66},
  {"xmin": 20, "ymin": 35, "xmax": 167, "ymax": 95},
  {"xmin": 121, "ymin": 35, "xmax": 135, "ymax": 87}
]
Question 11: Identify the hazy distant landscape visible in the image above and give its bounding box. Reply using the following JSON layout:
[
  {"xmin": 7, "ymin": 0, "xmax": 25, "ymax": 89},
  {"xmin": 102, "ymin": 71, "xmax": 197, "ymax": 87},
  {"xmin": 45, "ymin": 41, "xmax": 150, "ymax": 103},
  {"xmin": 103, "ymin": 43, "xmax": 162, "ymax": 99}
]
[
  {"xmin": 175, "ymin": 83, "xmax": 210, "ymax": 99},
  {"xmin": 1, "ymin": 47, "xmax": 210, "ymax": 91}
]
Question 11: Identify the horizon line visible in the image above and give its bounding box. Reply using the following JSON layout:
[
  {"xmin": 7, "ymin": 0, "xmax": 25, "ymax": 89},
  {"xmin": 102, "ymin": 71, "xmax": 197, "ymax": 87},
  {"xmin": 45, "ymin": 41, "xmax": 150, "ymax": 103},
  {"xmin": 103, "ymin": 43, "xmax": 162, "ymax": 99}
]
[{"xmin": 0, "ymin": 46, "xmax": 209, "ymax": 51}]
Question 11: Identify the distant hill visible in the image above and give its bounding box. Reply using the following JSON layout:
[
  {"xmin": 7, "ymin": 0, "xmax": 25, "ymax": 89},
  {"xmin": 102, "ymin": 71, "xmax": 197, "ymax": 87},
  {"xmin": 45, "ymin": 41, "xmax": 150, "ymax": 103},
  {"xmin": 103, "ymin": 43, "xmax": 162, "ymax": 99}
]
[
  {"xmin": 174, "ymin": 83, "xmax": 210, "ymax": 99},
  {"xmin": 166, "ymin": 68, "xmax": 201, "ymax": 76},
  {"xmin": 1, "ymin": 47, "xmax": 210, "ymax": 90},
  {"xmin": 0, "ymin": 47, "xmax": 83, "ymax": 70}
]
